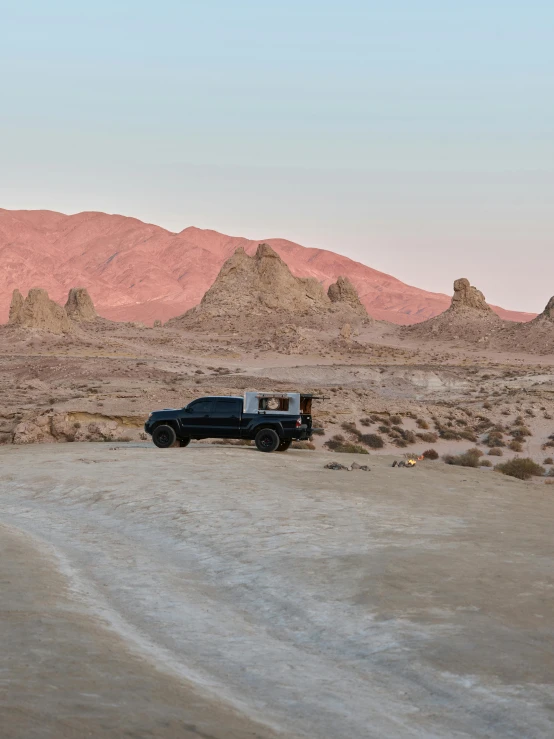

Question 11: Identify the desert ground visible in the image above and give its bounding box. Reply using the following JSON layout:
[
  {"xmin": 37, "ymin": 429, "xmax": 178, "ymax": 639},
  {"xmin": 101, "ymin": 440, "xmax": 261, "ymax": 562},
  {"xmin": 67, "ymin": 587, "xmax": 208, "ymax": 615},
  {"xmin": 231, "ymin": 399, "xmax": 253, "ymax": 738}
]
[
  {"xmin": 2, "ymin": 257, "xmax": 554, "ymax": 738},
  {"xmin": 2, "ymin": 442, "xmax": 553, "ymax": 739}
]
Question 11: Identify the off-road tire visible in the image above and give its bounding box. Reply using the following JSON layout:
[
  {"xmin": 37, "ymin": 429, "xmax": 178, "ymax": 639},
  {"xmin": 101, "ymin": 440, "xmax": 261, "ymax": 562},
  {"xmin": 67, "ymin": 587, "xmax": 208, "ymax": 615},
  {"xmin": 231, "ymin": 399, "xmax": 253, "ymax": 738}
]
[
  {"xmin": 152, "ymin": 424, "xmax": 177, "ymax": 449},
  {"xmin": 255, "ymin": 428, "xmax": 281, "ymax": 453},
  {"xmin": 179, "ymin": 438, "xmax": 191, "ymax": 448},
  {"xmin": 277, "ymin": 439, "xmax": 292, "ymax": 452}
]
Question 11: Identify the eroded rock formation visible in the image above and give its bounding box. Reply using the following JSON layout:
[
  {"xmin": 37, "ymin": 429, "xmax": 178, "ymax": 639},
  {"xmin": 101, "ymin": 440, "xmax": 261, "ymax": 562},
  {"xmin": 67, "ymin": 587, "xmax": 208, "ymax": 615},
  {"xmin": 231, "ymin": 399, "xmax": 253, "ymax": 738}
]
[
  {"xmin": 8, "ymin": 288, "xmax": 72, "ymax": 334},
  {"xmin": 328, "ymin": 276, "xmax": 367, "ymax": 315},
  {"xmin": 65, "ymin": 287, "xmax": 97, "ymax": 322},
  {"xmin": 449, "ymin": 278, "xmax": 493, "ymax": 313}
]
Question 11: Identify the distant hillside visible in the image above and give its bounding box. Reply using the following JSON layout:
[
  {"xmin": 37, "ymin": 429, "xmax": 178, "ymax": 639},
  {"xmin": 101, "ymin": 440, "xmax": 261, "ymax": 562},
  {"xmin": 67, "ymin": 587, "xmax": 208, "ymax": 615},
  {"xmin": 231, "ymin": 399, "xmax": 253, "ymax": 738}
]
[{"xmin": 0, "ymin": 209, "xmax": 537, "ymax": 325}]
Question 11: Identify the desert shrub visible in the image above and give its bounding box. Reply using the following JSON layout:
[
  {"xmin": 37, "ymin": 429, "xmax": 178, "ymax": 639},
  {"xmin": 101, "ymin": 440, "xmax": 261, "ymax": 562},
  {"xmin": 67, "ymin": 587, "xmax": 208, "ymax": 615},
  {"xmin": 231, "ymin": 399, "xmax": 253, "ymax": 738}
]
[
  {"xmin": 441, "ymin": 429, "xmax": 461, "ymax": 441},
  {"xmin": 394, "ymin": 438, "xmax": 408, "ymax": 448},
  {"xmin": 311, "ymin": 427, "xmax": 325, "ymax": 436},
  {"xmin": 510, "ymin": 426, "xmax": 532, "ymax": 439},
  {"xmin": 545, "ymin": 479, "xmax": 554, "ymax": 485},
  {"xmin": 292, "ymin": 441, "xmax": 315, "ymax": 450},
  {"xmin": 485, "ymin": 431, "xmax": 505, "ymax": 448},
  {"xmin": 514, "ymin": 415, "xmax": 525, "ymax": 425},
  {"xmin": 480, "ymin": 459, "xmax": 492, "ymax": 467},
  {"xmin": 370, "ymin": 414, "xmax": 385, "ymax": 423},
  {"xmin": 341, "ymin": 421, "xmax": 358, "ymax": 434},
  {"xmin": 488, "ymin": 447, "xmax": 503, "ymax": 457},
  {"xmin": 455, "ymin": 418, "xmax": 468, "ymax": 426},
  {"xmin": 508, "ymin": 440, "xmax": 523, "ymax": 452},
  {"xmin": 525, "ymin": 409, "xmax": 535, "ymax": 417},
  {"xmin": 334, "ymin": 443, "xmax": 369, "ymax": 454},
  {"xmin": 324, "ymin": 434, "xmax": 345, "ymax": 450},
  {"xmin": 483, "ymin": 401, "xmax": 492, "ymax": 410},
  {"xmin": 416, "ymin": 418, "xmax": 429, "ymax": 430},
  {"xmin": 360, "ymin": 417, "xmax": 372, "ymax": 427},
  {"xmin": 390, "ymin": 415, "xmax": 402, "ymax": 425},
  {"xmin": 495, "ymin": 458, "xmax": 545, "ymax": 481},
  {"xmin": 544, "ymin": 413, "xmax": 553, "ymax": 420},
  {"xmin": 391, "ymin": 425, "xmax": 404, "ymax": 435},
  {"xmin": 402, "ymin": 430, "xmax": 416, "ymax": 444},
  {"xmin": 378, "ymin": 425, "xmax": 390, "ymax": 434},
  {"xmin": 325, "ymin": 435, "xmax": 368, "ymax": 454},
  {"xmin": 443, "ymin": 449, "xmax": 481, "ymax": 468},
  {"xmin": 360, "ymin": 433, "xmax": 384, "ymax": 449},
  {"xmin": 422, "ymin": 448, "xmax": 439, "ymax": 460},
  {"xmin": 417, "ymin": 432, "xmax": 438, "ymax": 443},
  {"xmin": 544, "ymin": 457, "xmax": 554, "ymax": 465},
  {"xmin": 459, "ymin": 430, "xmax": 478, "ymax": 442}
]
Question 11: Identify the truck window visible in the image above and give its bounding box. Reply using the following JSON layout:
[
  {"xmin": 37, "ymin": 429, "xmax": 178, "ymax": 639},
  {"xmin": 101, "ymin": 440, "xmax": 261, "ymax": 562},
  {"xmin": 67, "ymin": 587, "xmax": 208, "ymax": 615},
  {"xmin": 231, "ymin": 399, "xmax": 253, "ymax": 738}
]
[
  {"xmin": 213, "ymin": 399, "xmax": 242, "ymax": 414},
  {"xmin": 189, "ymin": 399, "xmax": 213, "ymax": 413}
]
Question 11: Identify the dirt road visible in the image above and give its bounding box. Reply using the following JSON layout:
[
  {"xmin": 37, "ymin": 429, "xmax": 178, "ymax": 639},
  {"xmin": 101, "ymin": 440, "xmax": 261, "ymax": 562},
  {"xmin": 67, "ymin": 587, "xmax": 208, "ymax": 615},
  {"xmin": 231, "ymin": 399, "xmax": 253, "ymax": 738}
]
[{"xmin": 1, "ymin": 443, "xmax": 553, "ymax": 738}]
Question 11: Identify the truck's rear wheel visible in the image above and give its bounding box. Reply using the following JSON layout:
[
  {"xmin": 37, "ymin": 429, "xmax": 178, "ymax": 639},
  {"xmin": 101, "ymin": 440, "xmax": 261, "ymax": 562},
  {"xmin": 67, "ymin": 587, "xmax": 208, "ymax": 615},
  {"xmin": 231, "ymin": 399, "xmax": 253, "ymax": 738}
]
[
  {"xmin": 255, "ymin": 428, "xmax": 280, "ymax": 453},
  {"xmin": 179, "ymin": 438, "xmax": 191, "ymax": 448},
  {"xmin": 152, "ymin": 424, "xmax": 176, "ymax": 448},
  {"xmin": 277, "ymin": 439, "xmax": 292, "ymax": 452}
]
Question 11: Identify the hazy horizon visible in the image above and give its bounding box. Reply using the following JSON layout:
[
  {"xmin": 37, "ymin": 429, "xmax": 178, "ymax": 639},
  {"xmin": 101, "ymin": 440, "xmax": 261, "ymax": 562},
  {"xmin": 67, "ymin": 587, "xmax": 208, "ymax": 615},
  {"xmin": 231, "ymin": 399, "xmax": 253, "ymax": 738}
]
[{"xmin": 2, "ymin": 1, "xmax": 553, "ymax": 313}]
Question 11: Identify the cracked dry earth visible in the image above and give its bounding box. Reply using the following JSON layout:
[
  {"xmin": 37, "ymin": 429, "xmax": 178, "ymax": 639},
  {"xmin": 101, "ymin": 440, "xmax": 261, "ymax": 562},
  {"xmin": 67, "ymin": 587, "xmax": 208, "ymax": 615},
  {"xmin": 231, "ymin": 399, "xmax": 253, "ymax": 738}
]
[{"xmin": 1, "ymin": 443, "xmax": 553, "ymax": 739}]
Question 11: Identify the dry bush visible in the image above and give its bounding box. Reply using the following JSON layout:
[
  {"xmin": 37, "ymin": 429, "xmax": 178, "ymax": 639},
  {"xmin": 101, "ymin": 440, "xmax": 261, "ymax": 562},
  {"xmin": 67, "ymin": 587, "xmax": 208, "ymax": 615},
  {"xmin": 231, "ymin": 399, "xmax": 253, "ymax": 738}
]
[
  {"xmin": 292, "ymin": 441, "xmax": 315, "ymax": 450},
  {"xmin": 416, "ymin": 418, "xmax": 429, "ymax": 429},
  {"xmin": 390, "ymin": 415, "xmax": 402, "ymax": 425},
  {"xmin": 360, "ymin": 417, "xmax": 372, "ymax": 427},
  {"xmin": 510, "ymin": 426, "xmax": 532, "ymax": 439},
  {"xmin": 485, "ymin": 431, "xmax": 505, "ymax": 448},
  {"xmin": 360, "ymin": 433, "xmax": 384, "ymax": 449},
  {"xmin": 544, "ymin": 457, "xmax": 554, "ymax": 465},
  {"xmin": 488, "ymin": 447, "xmax": 503, "ymax": 457},
  {"xmin": 422, "ymin": 448, "xmax": 438, "ymax": 460},
  {"xmin": 480, "ymin": 459, "xmax": 493, "ymax": 467},
  {"xmin": 495, "ymin": 458, "xmax": 545, "ymax": 481},
  {"xmin": 508, "ymin": 440, "xmax": 523, "ymax": 452},
  {"xmin": 417, "ymin": 432, "xmax": 438, "ymax": 443},
  {"xmin": 443, "ymin": 449, "xmax": 481, "ymax": 468}
]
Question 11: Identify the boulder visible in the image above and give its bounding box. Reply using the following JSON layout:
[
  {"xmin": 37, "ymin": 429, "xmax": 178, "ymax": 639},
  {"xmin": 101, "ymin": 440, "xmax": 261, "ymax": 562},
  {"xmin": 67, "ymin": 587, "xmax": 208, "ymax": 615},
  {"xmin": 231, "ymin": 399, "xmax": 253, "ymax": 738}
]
[{"xmin": 65, "ymin": 287, "xmax": 97, "ymax": 322}]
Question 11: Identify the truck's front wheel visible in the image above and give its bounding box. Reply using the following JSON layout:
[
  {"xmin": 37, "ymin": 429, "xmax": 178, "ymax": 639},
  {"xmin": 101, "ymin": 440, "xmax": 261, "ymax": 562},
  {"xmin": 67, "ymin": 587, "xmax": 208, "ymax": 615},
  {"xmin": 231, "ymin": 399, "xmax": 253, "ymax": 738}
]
[
  {"xmin": 255, "ymin": 428, "xmax": 280, "ymax": 453},
  {"xmin": 152, "ymin": 424, "xmax": 177, "ymax": 448}
]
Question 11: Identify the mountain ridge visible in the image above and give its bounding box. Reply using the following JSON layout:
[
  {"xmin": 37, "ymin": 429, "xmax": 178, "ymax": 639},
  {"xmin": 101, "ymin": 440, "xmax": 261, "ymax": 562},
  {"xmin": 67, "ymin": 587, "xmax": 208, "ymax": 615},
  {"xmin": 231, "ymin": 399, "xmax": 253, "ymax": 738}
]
[{"xmin": 0, "ymin": 208, "xmax": 537, "ymax": 325}]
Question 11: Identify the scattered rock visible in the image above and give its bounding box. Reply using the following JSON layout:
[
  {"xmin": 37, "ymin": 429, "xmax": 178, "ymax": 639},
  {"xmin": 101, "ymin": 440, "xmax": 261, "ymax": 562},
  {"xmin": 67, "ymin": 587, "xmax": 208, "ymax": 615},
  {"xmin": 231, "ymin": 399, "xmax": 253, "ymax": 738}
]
[
  {"xmin": 65, "ymin": 287, "xmax": 97, "ymax": 322},
  {"xmin": 324, "ymin": 462, "xmax": 350, "ymax": 471}
]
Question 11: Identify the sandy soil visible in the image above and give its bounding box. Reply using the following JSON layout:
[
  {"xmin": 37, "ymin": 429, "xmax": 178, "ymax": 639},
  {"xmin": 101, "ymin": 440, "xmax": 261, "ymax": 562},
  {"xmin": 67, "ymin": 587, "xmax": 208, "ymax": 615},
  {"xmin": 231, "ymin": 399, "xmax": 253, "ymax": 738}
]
[{"xmin": 2, "ymin": 443, "xmax": 553, "ymax": 738}]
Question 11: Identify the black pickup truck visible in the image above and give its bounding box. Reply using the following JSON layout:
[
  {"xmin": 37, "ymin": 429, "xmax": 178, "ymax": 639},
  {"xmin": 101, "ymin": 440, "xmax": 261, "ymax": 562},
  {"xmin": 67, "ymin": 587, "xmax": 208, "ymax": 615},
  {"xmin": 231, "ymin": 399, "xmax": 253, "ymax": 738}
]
[{"xmin": 145, "ymin": 392, "xmax": 321, "ymax": 452}]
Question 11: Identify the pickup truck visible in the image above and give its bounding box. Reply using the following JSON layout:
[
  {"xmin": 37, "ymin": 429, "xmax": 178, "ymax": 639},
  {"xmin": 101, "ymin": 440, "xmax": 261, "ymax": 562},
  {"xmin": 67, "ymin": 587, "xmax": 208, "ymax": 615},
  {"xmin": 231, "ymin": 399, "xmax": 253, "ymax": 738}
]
[{"xmin": 144, "ymin": 391, "xmax": 323, "ymax": 452}]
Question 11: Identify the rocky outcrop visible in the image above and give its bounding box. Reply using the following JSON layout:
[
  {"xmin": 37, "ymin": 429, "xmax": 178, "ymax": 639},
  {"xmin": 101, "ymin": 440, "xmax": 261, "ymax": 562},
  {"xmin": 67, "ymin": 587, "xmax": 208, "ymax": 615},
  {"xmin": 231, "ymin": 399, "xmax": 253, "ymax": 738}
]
[
  {"xmin": 535, "ymin": 296, "xmax": 554, "ymax": 322},
  {"xmin": 328, "ymin": 276, "xmax": 367, "ymax": 316},
  {"xmin": 8, "ymin": 288, "xmax": 72, "ymax": 334},
  {"xmin": 448, "ymin": 278, "xmax": 493, "ymax": 313},
  {"xmin": 9, "ymin": 289, "xmax": 24, "ymax": 322},
  {"xmin": 167, "ymin": 244, "xmax": 371, "ymax": 332},
  {"xmin": 65, "ymin": 287, "xmax": 97, "ymax": 322}
]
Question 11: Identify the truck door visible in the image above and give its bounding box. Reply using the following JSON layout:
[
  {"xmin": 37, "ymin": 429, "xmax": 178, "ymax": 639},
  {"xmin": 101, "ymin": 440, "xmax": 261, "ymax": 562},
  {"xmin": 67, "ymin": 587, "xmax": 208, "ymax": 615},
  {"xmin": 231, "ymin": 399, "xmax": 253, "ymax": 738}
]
[
  {"xmin": 180, "ymin": 398, "xmax": 214, "ymax": 438},
  {"xmin": 211, "ymin": 398, "xmax": 242, "ymax": 437}
]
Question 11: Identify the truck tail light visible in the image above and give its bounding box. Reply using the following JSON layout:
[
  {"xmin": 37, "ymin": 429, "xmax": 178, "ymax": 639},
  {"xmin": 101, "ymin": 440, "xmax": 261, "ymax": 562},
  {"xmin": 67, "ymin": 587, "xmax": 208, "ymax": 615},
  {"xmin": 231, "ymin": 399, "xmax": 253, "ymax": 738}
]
[{"xmin": 296, "ymin": 417, "xmax": 302, "ymax": 428}]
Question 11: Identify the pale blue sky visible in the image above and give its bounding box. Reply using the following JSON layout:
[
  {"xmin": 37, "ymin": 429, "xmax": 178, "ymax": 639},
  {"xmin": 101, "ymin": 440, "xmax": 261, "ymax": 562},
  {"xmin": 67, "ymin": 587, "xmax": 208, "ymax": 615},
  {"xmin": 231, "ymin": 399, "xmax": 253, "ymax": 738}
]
[{"xmin": 1, "ymin": 1, "xmax": 553, "ymax": 310}]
